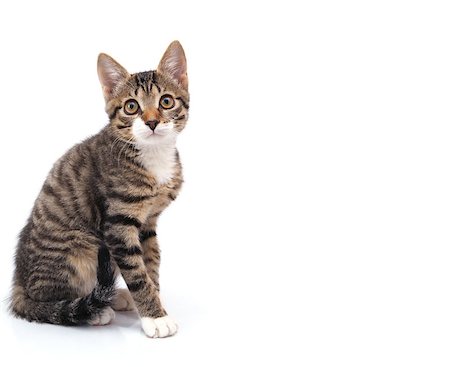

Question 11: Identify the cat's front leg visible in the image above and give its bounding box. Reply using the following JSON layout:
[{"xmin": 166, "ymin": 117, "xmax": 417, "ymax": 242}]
[
  {"xmin": 140, "ymin": 217, "xmax": 161, "ymax": 291},
  {"xmin": 104, "ymin": 216, "xmax": 177, "ymax": 338}
]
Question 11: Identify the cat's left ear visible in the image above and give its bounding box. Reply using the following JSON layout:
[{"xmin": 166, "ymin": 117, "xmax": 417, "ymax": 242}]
[
  {"xmin": 97, "ymin": 53, "xmax": 130, "ymax": 100},
  {"xmin": 157, "ymin": 41, "xmax": 188, "ymax": 90}
]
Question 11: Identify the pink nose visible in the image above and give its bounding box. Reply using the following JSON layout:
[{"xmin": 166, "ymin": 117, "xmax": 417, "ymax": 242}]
[{"xmin": 145, "ymin": 120, "xmax": 159, "ymax": 131}]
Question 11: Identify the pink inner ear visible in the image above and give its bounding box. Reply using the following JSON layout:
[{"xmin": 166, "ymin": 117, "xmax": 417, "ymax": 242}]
[
  {"xmin": 98, "ymin": 54, "xmax": 129, "ymax": 98},
  {"xmin": 103, "ymin": 69, "xmax": 122, "ymax": 90},
  {"xmin": 100, "ymin": 67, "xmax": 124, "ymax": 94},
  {"xmin": 158, "ymin": 42, "xmax": 188, "ymax": 89}
]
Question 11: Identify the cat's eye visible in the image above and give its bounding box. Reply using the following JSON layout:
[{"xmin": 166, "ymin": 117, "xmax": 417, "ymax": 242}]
[
  {"xmin": 124, "ymin": 99, "xmax": 140, "ymax": 115},
  {"xmin": 159, "ymin": 95, "xmax": 175, "ymax": 109}
]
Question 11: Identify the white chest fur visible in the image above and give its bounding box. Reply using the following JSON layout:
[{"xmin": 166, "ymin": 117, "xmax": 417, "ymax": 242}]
[{"xmin": 136, "ymin": 144, "xmax": 177, "ymax": 185}]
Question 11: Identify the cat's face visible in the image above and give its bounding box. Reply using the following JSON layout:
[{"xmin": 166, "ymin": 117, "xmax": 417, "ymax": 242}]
[{"xmin": 97, "ymin": 41, "xmax": 189, "ymax": 147}]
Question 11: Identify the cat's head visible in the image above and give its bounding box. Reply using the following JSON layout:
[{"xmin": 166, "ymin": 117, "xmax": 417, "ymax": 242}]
[{"xmin": 97, "ymin": 41, "xmax": 189, "ymax": 147}]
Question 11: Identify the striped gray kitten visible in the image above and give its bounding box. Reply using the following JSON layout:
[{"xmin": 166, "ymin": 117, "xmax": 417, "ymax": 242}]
[{"xmin": 10, "ymin": 41, "xmax": 189, "ymax": 338}]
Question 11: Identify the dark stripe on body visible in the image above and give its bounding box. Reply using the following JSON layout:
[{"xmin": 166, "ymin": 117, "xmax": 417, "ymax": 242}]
[
  {"xmin": 112, "ymin": 245, "xmax": 143, "ymax": 257},
  {"xmin": 34, "ymin": 204, "xmax": 67, "ymax": 229},
  {"xmin": 30, "ymin": 255, "xmax": 78, "ymax": 275},
  {"xmin": 114, "ymin": 257, "xmax": 138, "ymax": 270},
  {"xmin": 30, "ymin": 234, "xmax": 71, "ymax": 254},
  {"xmin": 104, "ymin": 234, "xmax": 123, "ymax": 246},
  {"xmin": 105, "ymin": 214, "xmax": 142, "ymax": 228},
  {"xmin": 109, "ymin": 191, "xmax": 153, "ymax": 204},
  {"xmin": 32, "ymin": 228, "xmax": 76, "ymax": 245},
  {"xmin": 88, "ymin": 145, "xmax": 107, "ymax": 234},
  {"xmin": 124, "ymin": 176, "xmax": 153, "ymax": 189},
  {"xmin": 61, "ymin": 174, "xmax": 86, "ymax": 226},
  {"xmin": 29, "ymin": 273, "xmax": 69, "ymax": 285},
  {"xmin": 140, "ymin": 230, "xmax": 156, "ymax": 242}
]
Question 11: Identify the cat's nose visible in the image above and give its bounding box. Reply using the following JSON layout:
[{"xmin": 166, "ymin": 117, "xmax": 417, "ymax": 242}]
[{"xmin": 145, "ymin": 120, "xmax": 159, "ymax": 131}]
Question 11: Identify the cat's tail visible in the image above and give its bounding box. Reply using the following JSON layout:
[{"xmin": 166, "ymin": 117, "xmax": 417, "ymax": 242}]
[{"xmin": 9, "ymin": 245, "xmax": 116, "ymax": 326}]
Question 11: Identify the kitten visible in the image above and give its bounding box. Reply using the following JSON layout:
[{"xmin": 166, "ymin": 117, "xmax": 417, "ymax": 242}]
[{"xmin": 9, "ymin": 41, "xmax": 189, "ymax": 338}]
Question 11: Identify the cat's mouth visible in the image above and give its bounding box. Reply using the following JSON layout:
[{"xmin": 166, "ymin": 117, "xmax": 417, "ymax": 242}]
[
  {"xmin": 148, "ymin": 131, "xmax": 164, "ymax": 137},
  {"xmin": 138, "ymin": 131, "xmax": 168, "ymax": 141}
]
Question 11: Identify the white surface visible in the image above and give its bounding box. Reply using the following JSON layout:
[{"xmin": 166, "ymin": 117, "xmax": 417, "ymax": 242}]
[{"xmin": 0, "ymin": 0, "xmax": 449, "ymax": 366}]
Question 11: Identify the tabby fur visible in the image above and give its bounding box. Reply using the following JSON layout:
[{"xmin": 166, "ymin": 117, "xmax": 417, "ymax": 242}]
[{"xmin": 10, "ymin": 41, "xmax": 189, "ymax": 338}]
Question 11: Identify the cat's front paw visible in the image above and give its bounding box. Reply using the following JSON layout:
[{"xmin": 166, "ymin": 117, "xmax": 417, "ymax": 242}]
[{"xmin": 141, "ymin": 316, "xmax": 178, "ymax": 338}]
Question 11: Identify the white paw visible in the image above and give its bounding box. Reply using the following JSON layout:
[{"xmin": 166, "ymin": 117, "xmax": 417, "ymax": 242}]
[
  {"xmin": 112, "ymin": 288, "xmax": 135, "ymax": 311},
  {"xmin": 88, "ymin": 306, "xmax": 115, "ymax": 326},
  {"xmin": 141, "ymin": 316, "xmax": 178, "ymax": 338}
]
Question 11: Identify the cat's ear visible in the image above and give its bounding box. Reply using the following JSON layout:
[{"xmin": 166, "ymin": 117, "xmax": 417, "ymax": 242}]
[
  {"xmin": 157, "ymin": 41, "xmax": 188, "ymax": 90},
  {"xmin": 97, "ymin": 53, "xmax": 129, "ymax": 100}
]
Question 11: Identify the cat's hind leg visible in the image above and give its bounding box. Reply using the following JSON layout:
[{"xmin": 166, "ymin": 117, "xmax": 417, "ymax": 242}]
[{"xmin": 15, "ymin": 235, "xmax": 116, "ymax": 326}]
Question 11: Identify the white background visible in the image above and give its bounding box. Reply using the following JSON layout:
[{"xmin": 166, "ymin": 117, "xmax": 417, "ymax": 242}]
[{"xmin": 0, "ymin": 0, "xmax": 449, "ymax": 366}]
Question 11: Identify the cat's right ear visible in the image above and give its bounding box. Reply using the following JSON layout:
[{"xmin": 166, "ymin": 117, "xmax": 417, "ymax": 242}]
[{"xmin": 97, "ymin": 53, "xmax": 129, "ymax": 100}]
